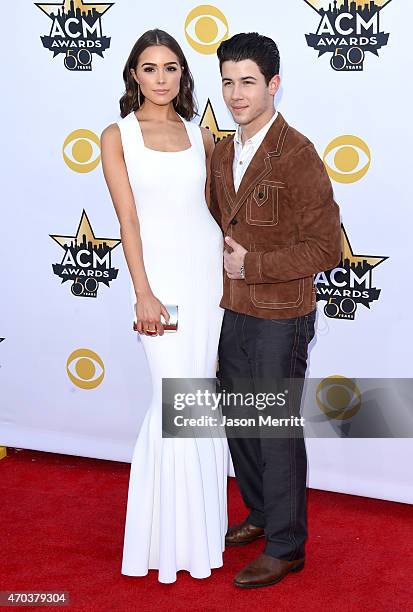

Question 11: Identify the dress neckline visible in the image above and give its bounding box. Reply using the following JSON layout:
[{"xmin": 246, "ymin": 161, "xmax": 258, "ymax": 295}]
[{"xmin": 131, "ymin": 111, "xmax": 193, "ymax": 153}]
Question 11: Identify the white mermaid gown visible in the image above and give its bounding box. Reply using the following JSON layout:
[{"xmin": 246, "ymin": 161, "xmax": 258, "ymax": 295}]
[{"xmin": 117, "ymin": 111, "xmax": 228, "ymax": 583}]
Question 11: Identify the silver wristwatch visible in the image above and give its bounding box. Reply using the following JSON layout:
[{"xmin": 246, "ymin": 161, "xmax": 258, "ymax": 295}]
[{"xmin": 239, "ymin": 264, "xmax": 245, "ymax": 279}]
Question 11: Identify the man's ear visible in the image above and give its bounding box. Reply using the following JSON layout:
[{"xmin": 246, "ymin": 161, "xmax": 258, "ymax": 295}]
[{"xmin": 269, "ymin": 74, "xmax": 281, "ymax": 96}]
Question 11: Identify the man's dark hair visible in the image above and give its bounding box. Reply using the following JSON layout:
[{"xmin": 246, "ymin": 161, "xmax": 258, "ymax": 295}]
[{"xmin": 217, "ymin": 32, "xmax": 280, "ymax": 84}]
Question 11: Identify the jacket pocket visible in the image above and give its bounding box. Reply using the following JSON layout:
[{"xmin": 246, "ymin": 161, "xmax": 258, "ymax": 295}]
[
  {"xmin": 246, "ymin": 182, "xmax": 283, "ymax": 227},
  {"xmin": 250, "ymin": 278, "xmax": 305, "ymax": 309},
  {"xmin": 248, "ymin": 243, "xmax": 305, "ymax": 309}
]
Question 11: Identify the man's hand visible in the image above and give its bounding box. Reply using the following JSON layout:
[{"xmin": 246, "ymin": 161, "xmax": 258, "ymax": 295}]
[{"xmin": 224, "ymin": 236, "xmax": 248, "ymax": 279}]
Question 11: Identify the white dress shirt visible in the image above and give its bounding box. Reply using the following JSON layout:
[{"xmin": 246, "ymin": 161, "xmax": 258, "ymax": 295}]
[{"xmin": 233, "ymin": 110, "xmax": 278, "ymax": 192}]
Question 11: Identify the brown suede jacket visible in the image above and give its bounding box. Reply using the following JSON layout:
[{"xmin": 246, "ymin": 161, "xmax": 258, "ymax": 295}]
[{"xmin": 209, "ymin": 112, "xmax": 342, "ymax": 319}]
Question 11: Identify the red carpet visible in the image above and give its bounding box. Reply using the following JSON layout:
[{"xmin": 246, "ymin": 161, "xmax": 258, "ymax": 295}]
[{"xmin": 1, "ymin": 447, "xmax": 412, "ymax": 611}]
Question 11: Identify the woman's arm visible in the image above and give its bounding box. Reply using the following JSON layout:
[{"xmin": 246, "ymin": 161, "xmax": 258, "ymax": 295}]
[
  {"xmin": 100, "ymin": 123, "xmax": 169, "ymax": 335},
  {"xmin": 200, "ymin": 126, "xmax": 215, "ymax": 207}
]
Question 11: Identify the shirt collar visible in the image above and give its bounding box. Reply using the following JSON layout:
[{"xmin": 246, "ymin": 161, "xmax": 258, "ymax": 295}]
[{"xmin": 234, "ymin": 110, "xmax": 278, "ymax": 147}]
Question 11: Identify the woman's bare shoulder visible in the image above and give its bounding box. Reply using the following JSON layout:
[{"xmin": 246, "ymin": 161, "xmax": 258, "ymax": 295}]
[{"xmin": 101, "ymin": 122, "xmax": 120, "ymax": 143}]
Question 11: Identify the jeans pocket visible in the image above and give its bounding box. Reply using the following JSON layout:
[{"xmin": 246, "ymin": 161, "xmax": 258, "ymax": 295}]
[
  {"xmin": 268, "ymin": 316, "xmax": 298, "ymax": 326},
  {"xmin": 304, "ymin": 309, "xmax": 316, "ymax": 343}
]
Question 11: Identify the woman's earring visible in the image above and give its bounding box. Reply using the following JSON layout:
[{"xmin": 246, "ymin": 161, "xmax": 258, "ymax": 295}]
[{"xmin": 130, "ymin": 70, "xmax": 142, "ymax": 107}]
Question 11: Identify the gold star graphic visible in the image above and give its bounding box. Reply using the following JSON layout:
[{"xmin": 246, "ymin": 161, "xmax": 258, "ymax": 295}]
[
  {"xmin": 303, "ymin": 0, "xmax": 392, "ymax": 13},
  {"xmin": 50, "ymin": 210, "xmax": 121, "ymax": 251},
  {"xmin": 341, "ymin": 225, "xmax": 387, "ymax": 268},
  {"xmin": 35, "ymin": 0, "xmax": 113, "ymax": 19},
  {"xmin": 199, "ymin": 99, "xmax": 235, "ymax": 144}
]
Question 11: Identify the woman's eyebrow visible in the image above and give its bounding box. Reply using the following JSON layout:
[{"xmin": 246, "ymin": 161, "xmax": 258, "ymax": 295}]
[{"xmin": 141, "ymin": 61, "xmax": 179, "ymax": 67}]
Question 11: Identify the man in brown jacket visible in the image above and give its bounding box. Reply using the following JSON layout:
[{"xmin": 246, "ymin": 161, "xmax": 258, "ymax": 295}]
[{"xmin": 210, "ymin": 33, "xmax": 341, "ymax": 588}]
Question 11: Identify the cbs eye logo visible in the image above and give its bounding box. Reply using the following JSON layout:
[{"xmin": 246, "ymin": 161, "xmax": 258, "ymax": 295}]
[
  {"xmin": 316, "ymin": 375, "xmax": 361, "ymax": 420},
  {"xmin": 63, "ymin": 129, "xmax": 101, "ymax": 173},
  {"xmin": 323, "ymin": 135, "xmax": 371, "ymax": 183},
  {"xmin": 185, "ymin": 5, "xmax": 229, "ymax": 54},
  {"xmin": 67, "ymin": 348, "xmax": 105, "ymax": 389}
]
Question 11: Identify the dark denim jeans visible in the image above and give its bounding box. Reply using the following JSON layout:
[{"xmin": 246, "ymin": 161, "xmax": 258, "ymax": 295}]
[{"xmin": 218, "ymin": 307, "xmax": 316, "ymax": 560}]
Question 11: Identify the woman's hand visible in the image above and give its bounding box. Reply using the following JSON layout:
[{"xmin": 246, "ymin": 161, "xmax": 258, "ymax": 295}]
[{"xmin": 134, "ymin": 291, "xmax": 170, "ymax": 336}]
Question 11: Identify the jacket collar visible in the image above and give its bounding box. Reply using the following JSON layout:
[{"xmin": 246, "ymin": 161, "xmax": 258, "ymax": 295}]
[
  {"xmin": 219, "ymin": 112, "xmax": 289, "ymax": 224},
  {"xmin": 233, "ymin": 110, "xmax": 278, "ymax": 149}
]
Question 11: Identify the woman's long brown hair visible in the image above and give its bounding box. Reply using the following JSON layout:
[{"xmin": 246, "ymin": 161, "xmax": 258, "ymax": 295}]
[{"xmin": 119, "ymin": 29, "xmax": 198, "ymax": 120}]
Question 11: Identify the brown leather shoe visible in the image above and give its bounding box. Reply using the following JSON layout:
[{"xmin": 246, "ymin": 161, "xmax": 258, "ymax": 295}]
[
  {"xmin": 225, "ymin": 520, "xmax": 265, "ymax": 546},
  {"xmin": 234, "ymin": 553, "xmax": 305, "ymax": 588}
]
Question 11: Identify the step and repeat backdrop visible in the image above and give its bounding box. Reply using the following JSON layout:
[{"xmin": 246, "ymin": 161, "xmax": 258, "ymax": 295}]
[{"xmin": 1, "ymin": 0, "xmax": 412, "ymax": 503}]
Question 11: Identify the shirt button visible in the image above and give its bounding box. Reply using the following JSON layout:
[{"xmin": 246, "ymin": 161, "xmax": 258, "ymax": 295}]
[
  {"xmin": 239, "ymin": 160, "xmax": 243, "ymax": 165},
  {"xmin": 231, "ymin": 218, "xmax": 238, "ymax": 225}
]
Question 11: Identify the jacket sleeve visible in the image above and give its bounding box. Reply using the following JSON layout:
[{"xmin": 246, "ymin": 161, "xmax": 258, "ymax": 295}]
[
  {"xmin": 243, "ymin": 142, "xmax": 342, "ymax": 284},
  {"xmin": 208, "ymin": 148, "xmax": 223, "ymax": 229}
]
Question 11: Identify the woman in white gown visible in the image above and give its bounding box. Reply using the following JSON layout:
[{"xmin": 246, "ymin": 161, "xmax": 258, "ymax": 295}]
[{"xmin": 101, "ymin": 29, "xmax": 228, "ymax": 583}]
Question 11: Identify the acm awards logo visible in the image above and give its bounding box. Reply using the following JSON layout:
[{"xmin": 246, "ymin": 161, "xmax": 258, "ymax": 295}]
[
  {"xmin": 50, "ymin": 210, "xmax": 121, "ymax": 298},
  {"xmin": 304, "ymin": 0, "xmax": 392, "ymax": 71},
  {"xmin": 315, "ymin": 225, "xmax": 388, "ymax": 320},
  {"xmin": 35, "ymin": 0, "xmax": 113, "ymax": 71}
]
